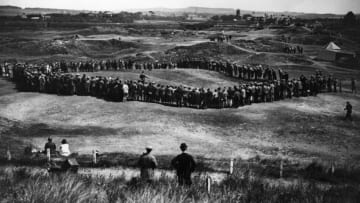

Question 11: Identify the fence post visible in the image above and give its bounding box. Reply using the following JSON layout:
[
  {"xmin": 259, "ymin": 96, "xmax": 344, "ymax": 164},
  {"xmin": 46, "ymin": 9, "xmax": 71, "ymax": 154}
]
[
  {"xmin": 229, "ymin": 158, "xmax": 234, "ymax": 175},
  {"xmin": 206, "ymin": 176, "xmax": 212, "ymax": 194},
  {"xmin": 331, "ymin": 162, "xmax": 335, "ymax": 175},
  {"xmin": 339, "ymin": 81, "xmax": 342, "ymax": 93},
  {"xmin": 6, "ymin": 147, "xmax": 11, "ymax": 161},
  {"xmin": 92, "ymin": 150, "xmax": 97, "ymax": 165},
  {"xmin": 280, "ymin": 159, "xmax": 284, "ymax": 178},
  {"xmin": 46, "ymin": 148, "xmax": 51, "ymax": 162}
]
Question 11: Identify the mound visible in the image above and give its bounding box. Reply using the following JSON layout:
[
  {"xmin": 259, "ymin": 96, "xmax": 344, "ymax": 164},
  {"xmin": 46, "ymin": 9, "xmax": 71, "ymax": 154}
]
[
  {"xmin": 73, "ymin": 39, "xmax": 139, "ymax": 54},
  {"xmin": 76, "ymin": 26, "xmax": 129, "ymax": 36},
  {"xmin": 233, "ymin": 38, "xmax": 285, "ymax": 53},
  {"xmin": 166, "ymin": 42, "xmax": 250, "ymax": 60},
  {"xmin": 278, "ymin": 26, "xmax": 312, "ymax": 35},
  {"xmin": 122, "ymin": 53, "xmax": 155, "ymax": 62},
  {"xmin": 288, "ymin": 34, "xmax": 340, "ymax": 46},
  {"xmin": 0, "ymin": 39, "xmax": 69, "ymax": 56},
  {"xmin": 245, "ymin": 53, "xmax": 314, "ymax": 66},
  {"xmin": 0, "ymin": 38, "xmax": 140, "ymax": 58}
]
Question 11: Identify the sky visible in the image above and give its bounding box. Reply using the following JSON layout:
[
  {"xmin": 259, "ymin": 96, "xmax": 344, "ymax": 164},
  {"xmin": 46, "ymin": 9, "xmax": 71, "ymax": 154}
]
[{"xmin": 1, "ymin": 0, "xmax": 359, "ymax": 14}]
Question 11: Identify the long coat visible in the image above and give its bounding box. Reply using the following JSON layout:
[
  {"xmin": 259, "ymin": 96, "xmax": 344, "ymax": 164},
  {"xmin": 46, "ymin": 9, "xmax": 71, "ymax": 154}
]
[{"xmin": 138, "ymin": 153, "xmax": 158, "ymax": 180}]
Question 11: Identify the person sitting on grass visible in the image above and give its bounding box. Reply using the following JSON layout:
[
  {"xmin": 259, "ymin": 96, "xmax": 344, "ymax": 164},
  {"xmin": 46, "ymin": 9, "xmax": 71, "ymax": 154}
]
[{"xmin": 59, "ymin": 139, "xmax": 71, "ymax": 157}]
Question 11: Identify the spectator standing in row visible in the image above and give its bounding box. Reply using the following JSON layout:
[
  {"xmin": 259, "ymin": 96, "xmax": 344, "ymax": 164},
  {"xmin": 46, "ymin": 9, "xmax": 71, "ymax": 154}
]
[
  {"xmin": 138, "ymin": 146, "xmax": 158, "ymax": 182},
  {"xmin": 171, "ymin": 143, "xmax": 196, "ymax": 186}
]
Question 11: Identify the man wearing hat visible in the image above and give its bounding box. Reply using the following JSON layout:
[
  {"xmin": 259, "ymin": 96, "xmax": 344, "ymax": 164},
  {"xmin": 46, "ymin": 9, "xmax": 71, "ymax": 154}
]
[
  {"xmin": 171, "ymin": 143, "xmax": 196, "ymax": 186},
  {"xmin": 139, "ymin": 71, "xmax": 148, "ymax": 84},
  {"xmin": 138, "ymin": 146, "xmax": 158, "ymax": 182}
]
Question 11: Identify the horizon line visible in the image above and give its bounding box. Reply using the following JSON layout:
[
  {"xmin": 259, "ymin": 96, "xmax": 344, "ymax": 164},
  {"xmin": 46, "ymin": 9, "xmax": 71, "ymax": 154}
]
[{"xmin": 0, "ymin": 4, "xmax": 357, "ymax": 15}]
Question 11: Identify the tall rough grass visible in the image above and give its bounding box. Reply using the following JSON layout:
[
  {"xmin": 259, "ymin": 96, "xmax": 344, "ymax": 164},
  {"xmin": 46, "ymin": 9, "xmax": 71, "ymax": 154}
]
[{"xmin": 0, "ymin": 167, "xmax": 359, "ymax": 203}]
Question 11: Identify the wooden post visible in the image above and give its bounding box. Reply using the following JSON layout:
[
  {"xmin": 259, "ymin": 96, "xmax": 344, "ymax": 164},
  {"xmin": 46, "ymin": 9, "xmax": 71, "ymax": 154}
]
[
  {"xmin": 92, "ymin": 150, "xmax": 97, "ymax": 165},
  {"xmin": 46, "ymin": 148, "xmax": 51, "ymax": 162},
  {"xmin": 6, "ymin": 147, "xmax": 11, "ymax": 161},
  {"xmin": 331, "ymin": 162, "xmax": 335, "ymax": 175},
  {"xmin": 339, "ymin": 80, "xmax": 342, "ymax": 93},
  {"xmin": 206, "ymin": 176, "xmax": 212, "ymax": 194},
  {"xmin": 229, "ymin": 158, "xmax": 234, "ymax": 175},
  {"xmin": 280, "ymin": 159, "xmax": 284, "ymax": 178}
]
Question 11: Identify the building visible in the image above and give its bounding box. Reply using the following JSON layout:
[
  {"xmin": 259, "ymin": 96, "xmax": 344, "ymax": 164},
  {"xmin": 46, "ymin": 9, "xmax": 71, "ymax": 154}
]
[{"xmin": 318, "ymin": 42, "xmax": 356, "ymax": 62}]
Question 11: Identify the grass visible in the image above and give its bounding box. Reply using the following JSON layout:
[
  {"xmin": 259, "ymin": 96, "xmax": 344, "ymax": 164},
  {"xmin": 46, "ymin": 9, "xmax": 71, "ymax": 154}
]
[
  {"xmin": 0, "ymin": 167, "xmax": 359, "ymax": 203},
  {"xmin": 1, "ymin": 89, "xmax": 359, "ymax": 187},
  {"xmin": 0, "ymin": 26, "xmax": 360, "ymax": 202},
  {"xmin": 2, "ymin": 152, "xmax": 360, "ymax": 187},
  {"xmin": 1, "ymin": 91, "xmax": 359, "ymax": 160}
]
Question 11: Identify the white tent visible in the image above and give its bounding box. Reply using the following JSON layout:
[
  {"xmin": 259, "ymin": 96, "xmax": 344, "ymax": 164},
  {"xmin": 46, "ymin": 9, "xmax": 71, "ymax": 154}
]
[
  {"xmin": 318, "ymin": 42, "xmax": 355, "ymax": 62},
  {"xmin": 325, "ymin": 42, "xmax": 341, "ymax": 50}
]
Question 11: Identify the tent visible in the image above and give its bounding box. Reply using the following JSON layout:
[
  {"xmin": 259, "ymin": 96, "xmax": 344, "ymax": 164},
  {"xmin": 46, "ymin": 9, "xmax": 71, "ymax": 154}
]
[
  {"xmin": 318, "ymin": 42, "xmax": 356, "ymax": 62},
  {"xmin": 325, "ymin": 42, "xmax": 341, "ymax": 50}
]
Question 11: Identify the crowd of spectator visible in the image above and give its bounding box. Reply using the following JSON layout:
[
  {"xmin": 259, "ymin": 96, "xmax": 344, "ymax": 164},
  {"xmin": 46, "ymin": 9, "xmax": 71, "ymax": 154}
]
[{"xmin": 1, "ymin": 59, "xmax": 341, "ymax": 109}]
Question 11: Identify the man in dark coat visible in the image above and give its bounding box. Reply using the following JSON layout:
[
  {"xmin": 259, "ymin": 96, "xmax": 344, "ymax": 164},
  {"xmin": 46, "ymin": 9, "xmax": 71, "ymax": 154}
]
[
  {"xmin": 345, "ymin": 101, "xmax": 353, "ymax": 121},
  {"xmin": 171, "ymin": 143, "xmax": 196, "ymax": 186},
  {"xmin": 44, "ymin": 137, "xmax": 56, "ymax": 155},
  {"xmin": 140, "ymin": 71, "xmax": 148, "ymax": 84}
]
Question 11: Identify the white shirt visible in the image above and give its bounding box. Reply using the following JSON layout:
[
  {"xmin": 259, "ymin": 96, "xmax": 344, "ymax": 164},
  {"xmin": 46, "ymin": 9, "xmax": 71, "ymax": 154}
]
[
  {"xmin": 59, "ymin": 143, "xmax": 71, "ymax": 157},
  {"xmin": 123, "ymin": 84, "xmax": 129, "ymax": 94}
]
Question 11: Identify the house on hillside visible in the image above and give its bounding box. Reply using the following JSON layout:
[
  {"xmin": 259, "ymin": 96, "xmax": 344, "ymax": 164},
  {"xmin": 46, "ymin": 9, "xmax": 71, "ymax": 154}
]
[{"xmin": 318, "ymin": 42, "xmax": 356, "ymax": 62}]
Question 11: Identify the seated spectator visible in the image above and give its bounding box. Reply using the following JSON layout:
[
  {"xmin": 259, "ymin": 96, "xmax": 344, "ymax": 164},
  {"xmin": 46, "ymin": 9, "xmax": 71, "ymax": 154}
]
[
  {"xmin": 44, "ymin": 137, "xmax": 56, "ymax": 155},
  {"xmin": 59, "ymin": 139, "xmax": 71, "ymax": 157}
]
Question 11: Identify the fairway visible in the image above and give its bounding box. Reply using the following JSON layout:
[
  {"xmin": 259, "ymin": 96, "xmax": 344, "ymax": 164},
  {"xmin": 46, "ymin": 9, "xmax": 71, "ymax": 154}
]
[
  {"xmin": 1, "ymin": 76, "xmax": 359, "ymax": 165},
  {"xmin": 77, "ymin": 69, "xmax": 241, "ymax": 89}
]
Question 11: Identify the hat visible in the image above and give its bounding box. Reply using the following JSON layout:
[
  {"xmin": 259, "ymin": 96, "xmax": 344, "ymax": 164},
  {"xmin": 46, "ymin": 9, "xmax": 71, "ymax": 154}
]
[
  {"xmin": 180, "ymin": 143, "xmax": 187, "ymax": 151},
  {"xmin": 146, "ymin": 146, "xmax": 152, "ymax": 150}
]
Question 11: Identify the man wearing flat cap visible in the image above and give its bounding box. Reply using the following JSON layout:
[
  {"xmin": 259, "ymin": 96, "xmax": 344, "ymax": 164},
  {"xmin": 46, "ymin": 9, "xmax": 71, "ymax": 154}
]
[
  {"xmin": 171, "ymin": 143, "xmax": 196, "ymax": 186},
  {"xmin": 138, "ymin": 146, "xmax": 158, "ymax": 182}
]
